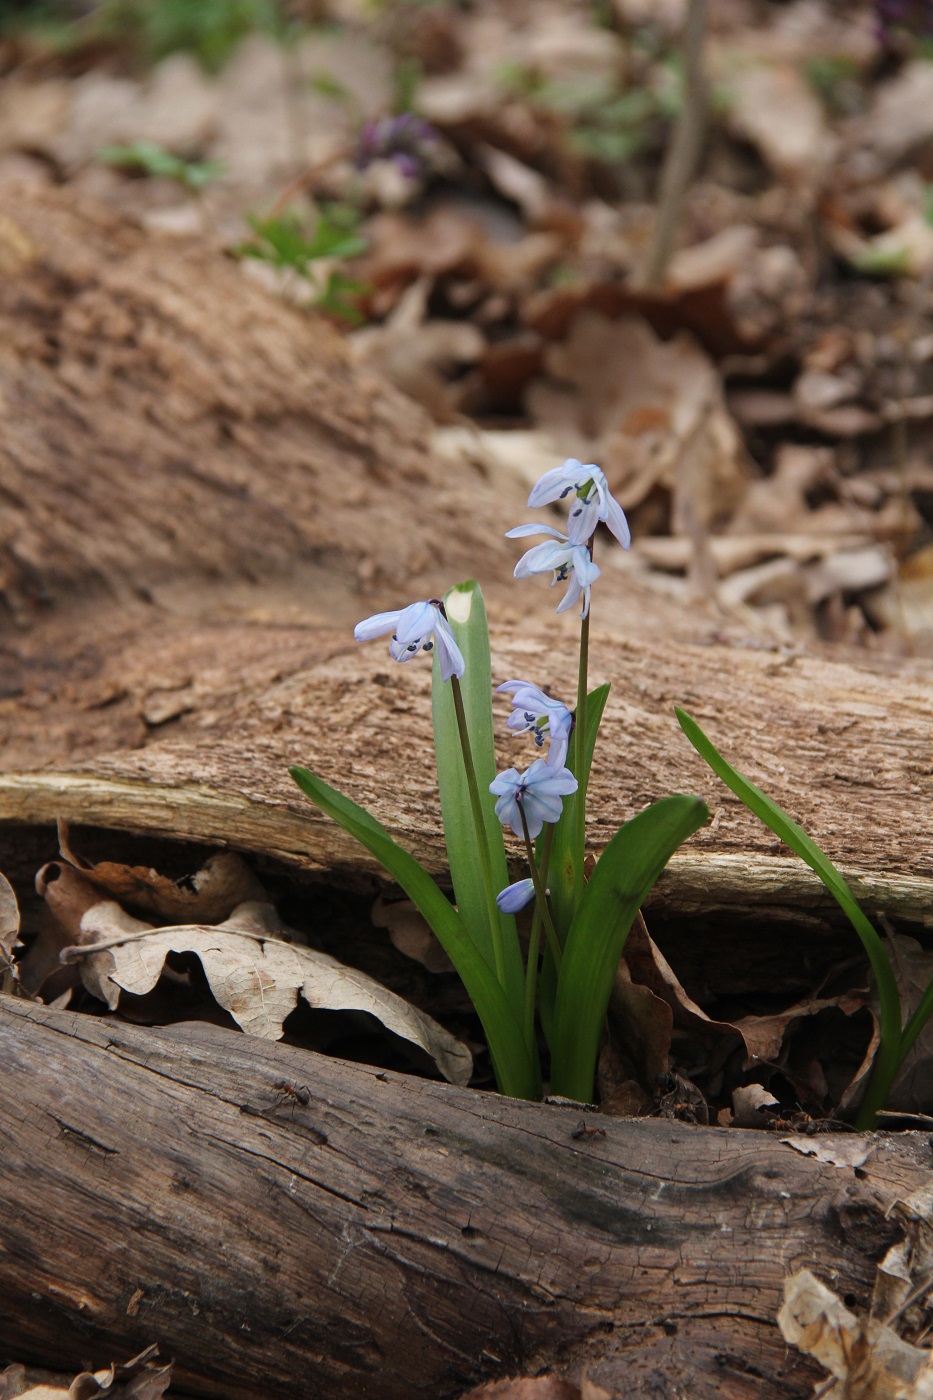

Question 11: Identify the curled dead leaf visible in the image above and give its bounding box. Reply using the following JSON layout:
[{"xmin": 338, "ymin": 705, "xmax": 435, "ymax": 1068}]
[
  {"xmin": 57, "ymin": 821, "xmax": 267, "ymax": 922},
  {"xmin": 0, "ymin": 871, "xmax": 21, "ymax": 992},
  {"xmin": 66, "ymin": 898, "xmax": 472, "ymax": 1085},
  {"xmin": 779, "ymin": 1269, "xmax": 933, "ymax": 1398}
]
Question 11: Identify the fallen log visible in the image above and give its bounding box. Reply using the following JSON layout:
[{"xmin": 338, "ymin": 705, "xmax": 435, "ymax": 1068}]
[{"xmin": 1, "ymin": 993, "xmax": 929, "ymax": 1400}]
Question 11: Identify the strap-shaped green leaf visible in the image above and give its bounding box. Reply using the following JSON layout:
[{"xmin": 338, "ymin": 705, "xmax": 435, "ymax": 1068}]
[
  {"xmin": 675, "ymin": 706, "xmax": 905, "ymax": 1127},
  {"xmin": 432, "ymin": 581, "xmax": 525, "ymax": 1015},
  {"xmin": 289, "ymin": 766, "xmax": 540, "ymax": 1098},
  {"xmin": 550, "ymin": 793, "xmax": 708, "ymax": 1101},
  {"xmin": 546, "ymin": 683, "xmax": 610, "ymax": 945}
]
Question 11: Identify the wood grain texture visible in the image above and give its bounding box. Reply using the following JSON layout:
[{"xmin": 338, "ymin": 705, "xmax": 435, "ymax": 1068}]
[
  {"xmin": 1, "ymin": 994, "xmax": 928, "ymax": 1399},
  {"xmin": 0, "ymin": 606, "xmax": 930, "ymax": 932}
]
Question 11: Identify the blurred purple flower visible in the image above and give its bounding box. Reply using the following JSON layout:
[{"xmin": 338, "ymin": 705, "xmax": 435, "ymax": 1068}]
[
  {"xmin": 355, "ymin": 114, "xmax": 438, "ymax": 180},
  {"xmin": 874, "ymin": 0, "xmax": 933, "ymax": 42}
]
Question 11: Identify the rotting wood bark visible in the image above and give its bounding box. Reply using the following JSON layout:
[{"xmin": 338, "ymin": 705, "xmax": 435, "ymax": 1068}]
[
  {"xmin": 0, "ymin": 603, "xmax": 931, "ymax": 933},
  {"xmin": 0, "ymin": 993, "xmax": 929, "ymax": 1400}
]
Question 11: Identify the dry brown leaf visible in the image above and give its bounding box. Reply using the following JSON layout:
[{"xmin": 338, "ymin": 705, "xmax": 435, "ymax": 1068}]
[
  {"xmin": 779, "ymin": 1269, "xmax": 933, "ymax": 1399},
  {"xmin": 0, "ymin": 870, "xmax": 20, "ymax": 990},
  {"xmin": 372, "ymin": 897, "xmax": 454, "ymax": 974},
  {"xmin": 57, "ymin": 822, "xmax": 267, "ymax": 923},
  {"xmin": 727, "ymin": 63, "xmax": 837, "ymax": 179},
  {"xmin": 872, "ymin": 1182, "xmax": 933, "ymax": 1330},
  {"xmin": 460, "ymin": 1377, "xmax": 579, "ymax": 1400},
  {"xmin": 857, "ymin": 60, "xmax": 933, "ymax": 166},
  {"xmin": 780, "ymin": 1137, "xmax": 871, "ymax": 1169},
  {"xmin": 0, "ymin": 1347, "xmax": 171, "ymax": 1400},
  {"xmin": 880, "ymin": 935, "xmax": 933, "ymax": 1114},
  {"xmin": 70, "ymin": 899, "xmax": 472, "ymax": 1085},
  {"xmin": 724, "ymin": 1083, "xmax": 780, "ymax": 1129},
  {"xmin": 362, "ymin": 206, "xmax": 481, "ymax": 288},
  {"xmin": 526, "ymin": 312, "xmax": 747, "ymax": 530},
  {"xmin": 17, "ymin": 863, "xmax": 121, "ymax": 1001}
]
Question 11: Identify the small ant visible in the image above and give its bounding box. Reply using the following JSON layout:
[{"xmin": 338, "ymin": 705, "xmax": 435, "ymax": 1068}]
[
  {"xmin": 273, "ymin": 1079, "xmax": 310, "ymax": 1110},
  {"xmin": 571, "ymin": 1119, "xmax": 606, "ymax": 1141}
]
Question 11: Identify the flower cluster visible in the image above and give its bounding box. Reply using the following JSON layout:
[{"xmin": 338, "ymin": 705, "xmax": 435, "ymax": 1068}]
[
  {"xmin": 507, "ymin": 459, "xmax": 630, "ymax": 618},
  {"xmin": 353, "ymin": 458, "xmax": 630, "ymax": 916}
]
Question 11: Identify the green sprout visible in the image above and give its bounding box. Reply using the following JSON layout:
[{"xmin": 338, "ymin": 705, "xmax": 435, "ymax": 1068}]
[
  {"xmin": 677, "ymin": 708, "xmax": 933, "ymax": 1130},
  {"xmin": 237, "ymin": 207, "xmax": 369, "ymax": 322},
  {"xmin": 97, "ymin": 141, "xmax": 226, "ymax": 191}
]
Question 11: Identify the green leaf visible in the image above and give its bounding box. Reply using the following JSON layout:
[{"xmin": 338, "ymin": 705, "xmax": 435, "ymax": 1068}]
[
  {"xmin": 432, "ymin": 582, "xmax": 525, "ymax": 1016},
  {"xmin": 550, "ymin": 794, "xmax": 709, "ymax": 1101},
  {"xmin": 97, "ymin": 140, "xmax": 225, "ymax": 189},
  {"xmin": 675, "ymin": 706, "xmax": 904, "ymax": 1127},
  {"xmin": 289, "ymin": 765, "xmax": 539, "ymax": 1099},
  {"xmin": 547, "ymin": 683, "xmax": 610, "ymax": 942}
]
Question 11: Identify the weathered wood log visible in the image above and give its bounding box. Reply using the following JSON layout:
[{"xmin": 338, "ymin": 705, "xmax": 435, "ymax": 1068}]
[
  {"xmin": 0, "ymin": 603, "xmax": 931, "ymax": 936},
  {"xmin": 1, "ymin": 993, "xmax": 929, "ymax": 1400}
]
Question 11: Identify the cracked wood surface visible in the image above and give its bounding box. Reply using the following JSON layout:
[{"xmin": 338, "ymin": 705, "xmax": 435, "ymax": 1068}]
[
  {"xmin": 1, "ymin": 993, "xmax": 929, "ymax": 1400},
  {"xmin": 1, "ymin": 603, "xmax": 931, "ymax": 933}
]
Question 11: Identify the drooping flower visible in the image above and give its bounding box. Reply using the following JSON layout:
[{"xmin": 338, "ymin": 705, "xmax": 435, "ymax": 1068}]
[
  {"xmin": 489, "ymin": 759, "xmax": 578, "ymax": 840},
  {"xmin": 496, "ymin": 680, "xmax": 573, "ymax": 767},
  {"xmin": 496, "ymin": 878, "xmax": 536, "ymax": 914},
  {"xmin": 528, "ymin": 458, "xmax": 631, "ymax": 549},
  {"xmin": 354, "ymin": 599, "xmax": 464, "ymax": 681},
  {"xmin": 506, "ymin": 525, "xmax": 601, "ymax": 618}
]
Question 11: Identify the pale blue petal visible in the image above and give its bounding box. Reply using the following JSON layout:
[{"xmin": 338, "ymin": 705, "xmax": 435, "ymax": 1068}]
[
  {"xmin": 394, "ymin": 600, "xmax": 438, "ymax": 646},
  {"xmin": 389, "ymin": 634, "xmax": 425, "ymax": 662},
  {"xmin": 433, "ymin": 615, "xmax": 465, "ymax": 681},
  {"xmin": 547, "ymin": 735, "xmax": 569, "ymax": 767},
  {"xmin": 497, "ymin": 680, "xmax": 551, "ymax": 709},
  {"xmin": 524, "ymin": 792, "xmax": 564, "ymax": 831},
  {"xmin": 514, "ymin": 541, "xmax": 572, "ymax": 578},
  {"xmin": 556, "ymin": 573, "xmax": 589, "ymax": 616},
  {"xmin": 489, "ymin": 768, "xmax": 522, "ymax": 797},
  {"xmin": 527, "ymin": 459, "xmax": 589, "ymax": 506},
  {"xmin": 573, "ymin": 550, "xmax": 601, "ymax": 585},
  {"xmin": 496, "ymin": 879, "xmax": 536, "ymax": 914},
  {"xmin": 526, "ymin": 464, "xmax": 577, "ymax": 507},
  {"xmin": 505, "ymin": 523, "xmax": 568, "ymax": 540},
  {"xmin": 567, "ymin": 494, "xmax": 600, "ymax": 544},
  {"xmin": 354, "ymin": 609, "xmax": 402, "ymax": 641},
  {"xmin": 605, "ymin": 495, "xmax": 632, "ymax": 549},
  {"xmin": 526, "ymin": 762, "xmax": 578, "ymax": 797}
]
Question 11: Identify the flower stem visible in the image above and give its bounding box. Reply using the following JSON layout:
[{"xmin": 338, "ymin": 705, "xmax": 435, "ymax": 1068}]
[
  {"xmin": 519, "ymin": 806, "xmax": 562, "ymax": 974},
  {"xmin": 572, "ymin": 539, "xmax": 593, "ymax": 903},
  {"xmin": 522, "ymin": 823, "xmax": 555, "ymax": 1051},
  {"xmin": 450, "ymin": 674, "xmax": 508, "ymax": 988}
]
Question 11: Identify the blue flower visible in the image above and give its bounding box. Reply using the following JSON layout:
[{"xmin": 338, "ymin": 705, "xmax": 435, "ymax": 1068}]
[
  {"xmin": 528, "ymin": 458, "xmax": 631, "ymax": 549},
  {"xmin": 496, "ymin": 679, "xmax": 573, "ymax": 767},
  {"xmin": 354, "ymin": 599, "xmax": 465, "ymax": 681},
  {"xmin": 489, "ymin": 759, "xmax": 578, "ymax": 840},
  {"xmin": 506, "ymin": 525, "xmax": 601, "ymax": 618},
  {"xmin": 496, "ymin": 878, "xmax": 536, "ymax": 914}
]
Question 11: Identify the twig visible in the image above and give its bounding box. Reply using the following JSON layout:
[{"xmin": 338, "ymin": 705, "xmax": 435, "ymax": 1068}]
[
  {"xmin": 59, "ymin": 922, "xmax": 294, "ymax": 964},
  {"xmin": 639, "ymin": 0, "xmax": 709, "ymax": 289}
]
